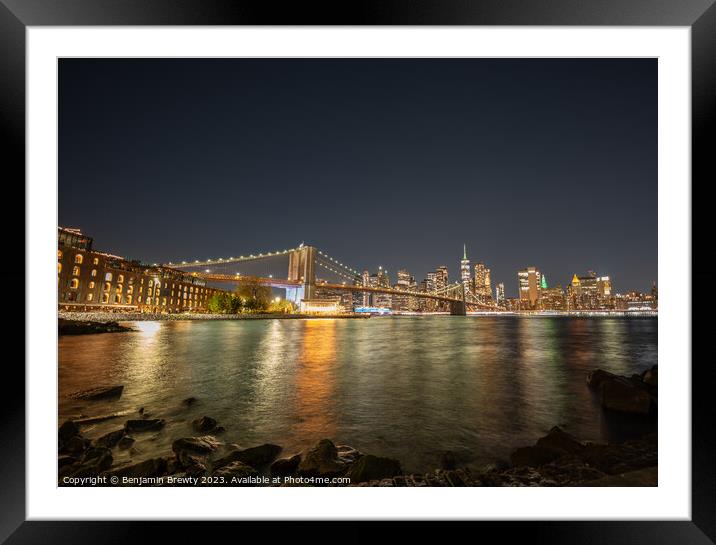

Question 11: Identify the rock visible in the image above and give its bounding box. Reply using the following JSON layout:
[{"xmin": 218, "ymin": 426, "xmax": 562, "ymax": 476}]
[
  {"xmin": 105, "ymin": 457, "xmax": 168, "ymax": 479},
  {"xmin": 214, "ymin": 426, "xmax": 226, "ymax": 434},
  {"xmin": 441, "ymin": 451, "xmax": 457, "ymax": 470},
  {"xmin": 68, "ymin": 385, "xmax": 124, "ymax": 401},
  {"xmin": 118, "ymin": 436, "xmax": 135, "ymax": 450},
  {"xmin": 58, "ymin": 319, "xmax": 133, "ymax": 336},
  {"xmin": 58, "ymin": 420, "xmax": 80, "ymax": 442},
  {"xmin": 601, "ymin": 377, "xmax": 652, "ymax": 415},
  {"xmin": 580, "ymin": 466, "xmax": 657, "ymax": 487},
  {"xmin": 181, "ymin": 397, "xmax": 197, "ymax": 407},
  {"xmin": 336, "ymin": 445, "xmax": 362, "ymax": 464},
  {"xmin": 270, "ymin": 454, "xmax": 302, "ymax": 476},
  {"xmin": 172, "ymin": 436, "xmax": 221, "ymax": 456},
  {"xmin": 58, "ymin": 455, "xmax": 78, "ymax": 469},
  {"xmin": 192, "ymin": 416, "xmax": 217, "ymax": 433},
  {"xmin": 80, "ymin": 447, "xmax": 113, "ymax": 471},
  {"xmin": 642, "ymin": 365, "xmax": 658, "ymax": 387},
  {"xmin": 298, "ymin": 439, "xmax": 345, "ymax": 477},
  {"xmin": 535, "ymin": 426, "xmax": 585, "ymax": 455},
  {"xmin": 73, "ymin": 411, "xmax": 132, "ymax": 425},
  {"xmin": 213, "ymin": 461, "xmax": 259, "ymax": 482},
  {"xmin": 178, "ymin": 453, "xmax": 208, "ymax": 477},
  {"xmin": 213, "ymin": 443, "xmax": 282, "ymax": 470},
  {"xmin": 125, "ymin": 419, "xmax": 165, "ymax": 432},
  {"xmin": 586, "ymin": 369, "xmax": 618, "ymax": 389},
  {"xmin": 94, "ymin": 428, "xmax": 126, "ymax": 448},
  {"xmin": 346, "ymin": 455, "xmax": 402, "ymax": 483},
  {"xmin": 64, "ymin": 435, "xmax": 91, "ymax": 456},
  {"xmin": 510, "ymin": 445, "xmax": 562, "ymax": 468}
]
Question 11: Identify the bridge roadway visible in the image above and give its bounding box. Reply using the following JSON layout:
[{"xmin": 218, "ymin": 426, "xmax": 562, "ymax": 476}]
[{"xmin": 193, "ymin": 272, "xmax": 492, "ymax": 307}]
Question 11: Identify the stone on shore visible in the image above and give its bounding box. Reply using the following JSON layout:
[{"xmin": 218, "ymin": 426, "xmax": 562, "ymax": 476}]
[
  {"xmin": 212, "ymin": 443, "xmax": 282, "ymax": 470},
  {"xmin": 535, "ymin": 426, "xmax": 586, "ymax": 455},
  {"xmin": 642, "ymin": 365, "xmax": 658, "ymax": 387},
  {"xmin": 298, "ymin": 439, "xmax": 346, "ymax": 477},
  {"xmin": 58, "ymin": 319, "xmax": 133, "ymax": 336},
  {"xmin": 118, "ymin": 436, "xmax": 135, "ymax": 450},
  {"xmin": 270, "ymin": 454, "xmax": 302, "ymax": 476},
  {"xmin": 172, "ymin": 436, "xmax": 221, "ymax": 456},
  {"xmin": 105, "ymin": 457, "xmax": 168, "ymax": 480},
  {"xmin": 67, "ymin": 385, "xmax": 124, "ymax": 401},
  {"xmin": 336, "ymin": 445, "xmax": 362, "ymax": 464},
  {"xmin": 192, "ymin": 416, "xmax": 217, "ymax": 433},
  {"xmin": 94, "ymin": 428, "xmax": 126, "ymax": 448},
  {"xmin": 125, "ymin": 419, "xmax": 165, "ymax": 432},
  {"xmin": 586, "ymin": 369, "xmax": 618, "ymax": 389},
  {"xmin": 58, "ymin": 420, "xmax": 80, "ymax": 443},
  {"xmin": 346, "ymin": 454, "xmax": 402, "ymax": 483},
  {"xmin": 512, "ymin": 426, "xmax": 585, "ymax": 468},
  {"xmin": 213, "ymin": 461, "xmax": 259, "ymax": 482},
  {"xmin": 601, "ymin": 377, "xmax": 652, "ymax": 415},
  {"xmin": 63, "ymin": 435, "xmax": 91, "ymax": 457}
]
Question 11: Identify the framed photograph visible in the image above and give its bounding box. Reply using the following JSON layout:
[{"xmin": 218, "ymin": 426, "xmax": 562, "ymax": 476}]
[{"xmin": 4, "ymin": 0, "xmax": 713, "ymax": 542}]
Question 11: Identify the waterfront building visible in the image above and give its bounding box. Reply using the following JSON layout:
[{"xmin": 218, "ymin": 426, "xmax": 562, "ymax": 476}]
[
  {"xmin": 517, "ymin": 266, "xmax": 541, "ymax": 310},
  {"xmin": 540, "ymin": 285, "xmax": 566, "ymax": 310},
  {"xmin": 392, "ymin": 268, "xmax": 412, "ymax": 312},
  {"xmin": 435, "ymin": 266, "xmax": 449, "ymax": 292},
  {"xmin": 58, "ymin": 227, "xmax": 221, "ymax": 313},
  {"xmin": 362, "ymin": 270, "xmax": 371, "ymax": 307},
  {"xmin": 473, "ymin": 261, "xmax": 493, "ymax": 302},
  {"xmin": 568, "ymin": 271, "xmax": 614, "ymax": 309}
]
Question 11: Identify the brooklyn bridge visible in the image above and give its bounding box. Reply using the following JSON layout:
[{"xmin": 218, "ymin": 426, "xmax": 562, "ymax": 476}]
[{"xmin": 165, "ymin": 245, "xmax": 496, "ymax": 315}]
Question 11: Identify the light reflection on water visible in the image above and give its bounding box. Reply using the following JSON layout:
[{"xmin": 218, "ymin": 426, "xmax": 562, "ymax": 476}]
[{"xmin": 58, "ymin": 316, "xmax": 657, "ymax": 473}]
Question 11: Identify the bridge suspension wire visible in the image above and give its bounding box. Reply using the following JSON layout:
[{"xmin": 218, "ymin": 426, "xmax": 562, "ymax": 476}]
[{"xmin": 164, "ymin": 246, "xmax": 303, "ymax": 268}]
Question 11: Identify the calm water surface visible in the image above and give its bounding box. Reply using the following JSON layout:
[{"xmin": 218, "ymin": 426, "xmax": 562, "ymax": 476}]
[{"xmin": 58, "ymin": 316, "xmax": 657, "ymax": 473}]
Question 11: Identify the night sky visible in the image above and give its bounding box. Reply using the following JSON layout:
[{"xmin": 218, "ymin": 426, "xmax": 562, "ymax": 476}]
[{"xmin": 59, "ymin": 59, "xmax": 657, "ymax": 296}]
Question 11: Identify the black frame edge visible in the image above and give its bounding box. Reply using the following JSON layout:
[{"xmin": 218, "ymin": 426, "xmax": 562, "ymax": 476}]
[{"xmin": 4, "ymin": 0, "xmax": 715, "ymax": 543}]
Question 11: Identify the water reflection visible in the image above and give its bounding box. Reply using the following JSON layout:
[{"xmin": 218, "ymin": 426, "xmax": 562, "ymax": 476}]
[
  {"xmin": 58, "ymin": 316, "xmax": 657, "ymax": 473},
  {"xmin": 294, "ymin": 319, "xmax": 337, "ymax": 438}
]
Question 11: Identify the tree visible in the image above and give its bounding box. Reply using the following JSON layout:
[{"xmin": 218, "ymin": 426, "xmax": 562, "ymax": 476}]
[{"xmin": 235, "ymin": 278, "xmax": 272, "ymax": 312}]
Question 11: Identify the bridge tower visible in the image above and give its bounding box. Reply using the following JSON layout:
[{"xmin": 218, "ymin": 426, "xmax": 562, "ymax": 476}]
[
  {"xmin": 286, "ymin": 245, "xmax": 316, "ymax": 304},
  {"xmin": 450, "ymin": 282, "xmax": 467, "ymax": 316}
]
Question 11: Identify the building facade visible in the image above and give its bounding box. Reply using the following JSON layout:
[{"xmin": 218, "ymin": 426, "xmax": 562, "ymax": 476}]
[{"xmin": 58, "ymin": 227, "xmax": 222, "ymax": 313}]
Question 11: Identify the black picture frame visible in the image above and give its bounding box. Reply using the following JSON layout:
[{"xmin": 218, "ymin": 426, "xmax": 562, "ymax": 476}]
[{"xmin": 2, "ymin": 1, "xmax": 712, "ymax": 542}]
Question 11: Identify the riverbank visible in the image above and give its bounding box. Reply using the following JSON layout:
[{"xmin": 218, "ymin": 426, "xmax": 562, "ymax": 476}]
[
  {"xmin": 58, "ymin": 310, "xmax": 370, "ymax": 323},
  {"xmin": 58, "ymin": 319, "xmax": 134, "ymax": 335},
  {"xmin": 58, "ymin": 366, "xmax": 658, "ymax": 487}
]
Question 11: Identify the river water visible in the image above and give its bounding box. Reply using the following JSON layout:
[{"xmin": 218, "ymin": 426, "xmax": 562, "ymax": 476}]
[{"xmin": 58, "ymin": 316, "xmax": 657, "ymax": 473}]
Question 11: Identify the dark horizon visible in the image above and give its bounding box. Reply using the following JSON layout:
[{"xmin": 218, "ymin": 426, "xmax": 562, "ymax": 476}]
[{"xmin": 59, "ymin": 58, "xmax": 657, "ymax": 297}]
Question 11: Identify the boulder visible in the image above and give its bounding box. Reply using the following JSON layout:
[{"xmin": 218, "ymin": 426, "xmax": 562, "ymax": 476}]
[
  {"xmin": 58, "ymin": 455, "xmax": 78, "ymax": 470},
  {"xmin": 125, "ymin": 419, "xmax": 165, "ymax": 432},
  {"xmin": 298, "ymin": 439, "xmax": 346, "ymax": 477},
  {"xmin": 601, "ymin": 378, "xmax": 652, "ymax": 415},
  {"xmin": 68, "ymin": 385, "xmax": 124, "ymax": 401},
  {"xmin": 586, "ymin": 369, "xmax": 618, "ymax": 389},
  {"xmin": 336, "ymin": 445, "xmax": 362, "ymax": 465},
  {"xmin": 192, "ymin": 416, "xmax": 217, "ymax": 433},
  {"xmin": 346, "ymin": 454, "xmax": 402, "ymax": 483},
  {"xmin": 181, "ymin": 397, "xmax": 197, "ymax": 407},
  {"xmin": 213, "ymin": 443, "xmax": 282, "ymax": 470},
  {"xmin": 535, "ymin": 426, "xmax": 585, "ymax": 455},
  {"xmin": 64, "ymin": 435, "xmax": 91, "ymax": 457},
  {"xmin": 118, "ymin": 436, "xmax": 135, "ymax": 450},
  {"xmin": 94, "ymin": 428, "xmax": 126, "ymax": 448},
  {"xmin": 105, "ymin": 457, "xmax": 168, "ymax": 479},
  {"xmin": 510, "ymin": 445, "xmax": 562, "ymax": 468},
  {"xmin": 642, "ymin": 365, "xmax": 658, "ymax": 388},
  {"xmin": 213, "ymin": 461, "xmax": 259, "ymax": 481},
  {"xmin": 58, "ymin": 420, "xmax": 80, "ymax": 442},
  {"xmin": 177, "ymin": 453, "xmax": 208, "ymax": 477},
  {"xmin": 172, "ymin": 436, "xmax": 221, "ymax": 456},
  {"xmin": 270, "ymin": 454, "xmax": 302, "ymax": 476}
]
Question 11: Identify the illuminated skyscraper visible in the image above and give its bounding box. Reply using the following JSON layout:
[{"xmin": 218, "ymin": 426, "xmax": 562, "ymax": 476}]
[
  {"xmin": 496, "ymin": 282, "xmax": 505, "ymax": 307},
  {"xmin": 517, "ymin": 266, "xmax": 541, "ymax": 309},
  {"xmin": 473, "ymin": 261, "xmax": 493, "ymax": 301},
  {"xmin": 460, "ymin": 245, "xmax": 471, "ymax": 294},
  {"xmin": 435, "ymin": 266, "xmax": 449, "ymax": 293}
]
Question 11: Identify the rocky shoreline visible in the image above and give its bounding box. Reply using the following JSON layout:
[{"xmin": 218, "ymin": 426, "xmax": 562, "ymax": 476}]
[
  {"xmin": 58, "ymin": 366, "xmax": 658, "ymax": 487},
  {"xmin": 58, "ymin": 318, "xmax": 135, "ymax": 335},
  {"xmin": 58, "ymin": 311, "xmax": 370, "ymax": 324}
]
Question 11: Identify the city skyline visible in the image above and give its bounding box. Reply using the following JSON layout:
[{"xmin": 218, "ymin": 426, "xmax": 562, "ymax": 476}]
[{"xmin": 59, "ymin": 58, "xmax": 657, "ymax": 296}]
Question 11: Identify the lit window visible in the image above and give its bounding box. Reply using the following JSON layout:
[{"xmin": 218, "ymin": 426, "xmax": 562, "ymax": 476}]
[
  {"xmin": 89, "ymin": 281, "xmax": 95, "ymax": 289},
  {"xmin": 58, "ymin": 263, "xmax": 62, "ymax": 274},
  {"xmin": 74, "ymin": 254, "xmax": 83, "ymax": 264},
  {"xmin": 70, "ymin": 278, "xmax": 79, "ymax": 289},
  {"xmin": 127, "ymin": 285, "xmax": 134, "ymax": 294},
  {"xmin": 162, "ymin": 297, "xmax": 167, "ymax": 306},
  {"xmin": 93, "ymin": 257, "xmax": 99, "ymax": 265},
  {"xmin": 118, "ymin": 274, "xmax": 124, "ymax": 283},
  {"xmin": 114, "ymin": 294, "xmax": 122, "ymax": 304},
  {"xmin": 104, "ymin": 282, "xmax": 111, "ymax": 291},
  {"xmin": 126, "ymin": 295, "xmax": 133, "ymax": 304},
  {"xmin": 57, "ymin": 250, "xmax": 63, "ymax": 259},
  {"xmin": 91, "ymin": 269, "xmax": 97, "ymax": 277},
  {"xmin": 105, "ymin": 272, "xmax": 112, "ymax": 281},
  {"xmin": 87, "ymin": 293, "xmax": 94, "ymax": 302},
  {"xmin": 72, "ymin": 266, "xmax": 80, "ymax": 276},
  {"xmin": 101, "ymin": 293, "xmax": 109, "ymax": 304},
  {"xmin": 116, "ymin": 284, "xmax": 123, "ymax": 293}
]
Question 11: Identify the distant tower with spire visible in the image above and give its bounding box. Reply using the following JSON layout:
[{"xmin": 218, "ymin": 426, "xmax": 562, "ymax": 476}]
[{"xmin": 460, "ymin": 244, "xmax": 471, "ymax": 294}]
